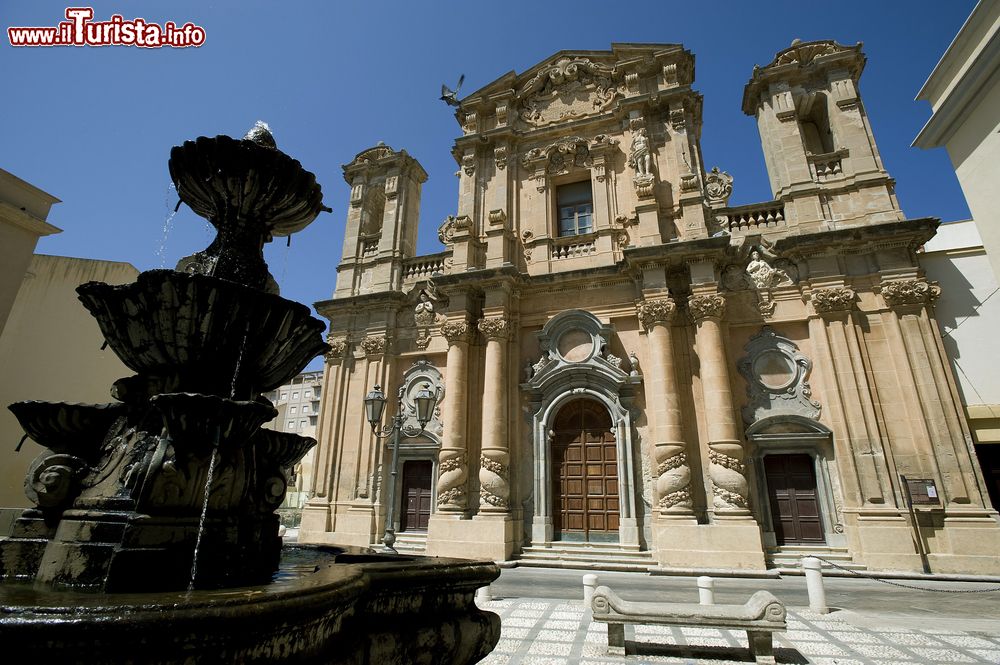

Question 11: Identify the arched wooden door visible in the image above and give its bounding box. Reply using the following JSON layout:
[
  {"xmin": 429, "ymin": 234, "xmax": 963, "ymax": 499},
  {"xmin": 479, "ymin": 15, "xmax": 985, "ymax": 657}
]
[{"xmin": 551, "ymin": 399, "xmax": 619, "ymax": 542}]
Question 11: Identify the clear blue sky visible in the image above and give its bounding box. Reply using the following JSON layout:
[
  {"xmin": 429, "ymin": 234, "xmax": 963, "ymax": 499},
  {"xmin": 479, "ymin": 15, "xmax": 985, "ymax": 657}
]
[{"xmin": 2, "ymin": 1, "xmax": 974, "ymax": 369}]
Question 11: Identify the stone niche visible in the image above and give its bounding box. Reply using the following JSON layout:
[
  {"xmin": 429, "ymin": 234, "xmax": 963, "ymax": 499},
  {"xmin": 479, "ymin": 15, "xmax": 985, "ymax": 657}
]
[{"xmin": 737, "ymin": 326, "xmax": 820, "ymax": 426}]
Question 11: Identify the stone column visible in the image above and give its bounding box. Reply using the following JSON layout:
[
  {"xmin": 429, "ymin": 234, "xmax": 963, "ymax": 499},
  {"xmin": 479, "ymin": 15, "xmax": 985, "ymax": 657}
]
[
  {"xmin": 811, "ymin": 287, "xmax": 886, "ymax": 505},
  {"xmin": 881, "ymin": 279, "xmax": 970, "ymax": 505},
  {"xmin": 437, "ymin": 319, "xmax": 472, "ymax": 512},
  {"xmin": 636, "ymin": 296, "xmax": 693, "ymax": 516},
  {"xmin": 689, "ymin": 294, "xmax": 750, "ymax": 515},
  {"xmin": 478, "ymin": 316, "xmax": 510, "ymax": 511}
]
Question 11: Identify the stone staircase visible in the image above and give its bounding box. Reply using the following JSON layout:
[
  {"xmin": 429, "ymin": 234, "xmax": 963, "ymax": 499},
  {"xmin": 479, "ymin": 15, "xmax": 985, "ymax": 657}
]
[
  {"xmin": 767, "ymin": 545, "xmax": 867, "ymax": 574},
  {"xmin": 516, "ymin": 542, "xmax": 656, "ymax": 572},
  {"xmin": 391, "ymin": 531, "xmax": 427, "ymax": 555}
]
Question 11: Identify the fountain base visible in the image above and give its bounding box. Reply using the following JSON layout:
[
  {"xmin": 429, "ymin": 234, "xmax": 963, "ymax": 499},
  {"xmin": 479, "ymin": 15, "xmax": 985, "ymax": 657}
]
[{"xmin": 0, "ymin": 546, "xmax": 500, "ymax": 664}]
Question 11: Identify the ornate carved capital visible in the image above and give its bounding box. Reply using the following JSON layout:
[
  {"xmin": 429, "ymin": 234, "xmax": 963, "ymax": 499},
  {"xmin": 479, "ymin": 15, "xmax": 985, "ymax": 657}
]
[
  {"xmin": 360, "ymin": 335, "xmax": 388, "ymax": 357},
  {"xmin": 812, "ymin": 287, "xmax": 856, "ymax": 314},
  {"xmin": 689, "ymin": 294, "xmax": 726, "ymax": 322},
  {"xmin": 478, "ymin": 317, "xmax": 510, "ymax": 340},
  {"xmin": 441, "ymin": 320, "xmax": 472, "ymax": 345},
  {"xmin": 636, "ymin": 297, "xmax": 676, "ymax": 330},
  {"xmin": 880, "ymin": 279, "xmax": 941, "ymax": 308},
  {"xmin": 325, "ymin": 336, "xmax": 349, "ymax": 364}
]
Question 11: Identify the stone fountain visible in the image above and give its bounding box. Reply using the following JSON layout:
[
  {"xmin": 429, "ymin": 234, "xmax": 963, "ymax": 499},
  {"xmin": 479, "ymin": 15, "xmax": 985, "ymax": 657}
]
[{"xmin": 0, "ymin": 124, "xmax": 499, "ymax": 663}]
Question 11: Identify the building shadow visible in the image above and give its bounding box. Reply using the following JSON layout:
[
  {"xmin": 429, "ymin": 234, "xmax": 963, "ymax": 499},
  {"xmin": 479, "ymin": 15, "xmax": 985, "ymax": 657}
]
[{"xmin": 626, "ymin": 640, "xmax": 809, "ymax": 664}]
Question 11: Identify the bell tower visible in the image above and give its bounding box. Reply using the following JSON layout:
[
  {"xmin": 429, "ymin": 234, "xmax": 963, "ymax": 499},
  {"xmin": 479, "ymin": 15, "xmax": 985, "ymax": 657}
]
[
  {"xmin": 334, "ymin": 143, "xmax": 427, "ymax": 297},
  {"xmin": 742, "ymin": 40, "xmax": 903, "ymax": 231}
]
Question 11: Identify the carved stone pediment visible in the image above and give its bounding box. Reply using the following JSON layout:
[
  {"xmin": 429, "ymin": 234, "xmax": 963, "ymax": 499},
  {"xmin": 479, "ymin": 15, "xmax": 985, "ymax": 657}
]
[
  {"xmin": 738, "ymin": 327, "xmax": 821, "ymax": 426},
  {"xmin": 514, "ymin": 58, "xmax": 624, "ymax": 127},
  {"xmin": 350, "ymin": 144, "xmax": 395, "ymax": 166}
]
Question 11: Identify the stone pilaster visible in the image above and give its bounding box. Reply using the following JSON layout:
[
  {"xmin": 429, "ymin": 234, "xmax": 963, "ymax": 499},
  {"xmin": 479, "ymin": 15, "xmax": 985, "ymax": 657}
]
[
  {"xmin": 636, "ymin": 296, "xmax": 693, "ymax": 517},
  {"xmin": 477, "ymin": 316, "xmax": 510, "ymax": 512},
  {"xmin": 811, "ymin": 287, "xmax": 887, "ymax": 505},
  {"xmin": 881, "ymin": 279, "xmax": 972, "ymax": 505},
  {"xmin": 689, "ymin": 294, "xmax": 750, "ymax": 515},
  {"xmin": 437, "ymin": 320, "xmax": 472, "ymax": 512}
]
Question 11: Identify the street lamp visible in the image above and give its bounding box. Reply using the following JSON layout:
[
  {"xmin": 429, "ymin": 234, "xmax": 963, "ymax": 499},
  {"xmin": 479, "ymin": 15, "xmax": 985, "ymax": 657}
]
[{"xmin": 365, "ymin": 382, "xmax": 440, "ymax": 553}]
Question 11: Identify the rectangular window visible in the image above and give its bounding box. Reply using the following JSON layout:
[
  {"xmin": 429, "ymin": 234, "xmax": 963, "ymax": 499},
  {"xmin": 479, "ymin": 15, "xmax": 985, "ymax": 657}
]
[
  {"xmin": 290, "ymin": 406, "xmax": 297, "ymax": 414},
  {"xmin": 286, "ymin": 421, "xmax": 295, "ymax": 430},
  {"xmin": 304, "ymin": 390, "xmax": 311, "ymax": 398},
  {"xmin": 300, "ymin": 419, "xmax": 307, "ymax": 427},
  {"xmin": 280, "ymin": 392, "xmax": 288, "ymax": 400},
  {"xmin": 556, "ymin": 181, "xmax": 593, "ymax": 237},
  {"xmin": 302, "ymin": 404, "xmax": 310, "ymax": 413},
  {"xmin": 292, "ymin": 392, "xmax": 299, "ymax": 400}
]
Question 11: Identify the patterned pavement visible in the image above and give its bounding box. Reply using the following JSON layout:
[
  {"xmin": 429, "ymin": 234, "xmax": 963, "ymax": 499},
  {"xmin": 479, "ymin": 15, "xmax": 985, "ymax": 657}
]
[{"xmin": 475, "ymin": 597, "xmax": 1000, "ymax": 665}]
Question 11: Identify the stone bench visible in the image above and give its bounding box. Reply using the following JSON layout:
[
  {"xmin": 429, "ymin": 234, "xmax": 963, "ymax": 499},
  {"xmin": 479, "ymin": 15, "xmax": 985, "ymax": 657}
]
[{"xmin": 591, "ymin": 585, "xmax": 787, "ymax": 664}]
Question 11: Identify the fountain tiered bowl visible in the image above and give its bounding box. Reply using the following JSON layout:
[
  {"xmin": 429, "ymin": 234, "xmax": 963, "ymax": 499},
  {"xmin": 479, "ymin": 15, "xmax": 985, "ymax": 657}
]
[{"xmin": 0, "ymin": 123, "xmax": 503, "ymax": 663}]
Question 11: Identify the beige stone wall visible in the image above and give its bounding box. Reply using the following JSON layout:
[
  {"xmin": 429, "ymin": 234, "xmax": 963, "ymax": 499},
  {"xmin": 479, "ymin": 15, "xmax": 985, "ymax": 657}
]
[
  {"xmin": 0, "ymin": 170, "xmax": 60, "ymax": 338},
  {"xmin": 0, "ymin": 255, "xmax": 138, "ymax": 524}
]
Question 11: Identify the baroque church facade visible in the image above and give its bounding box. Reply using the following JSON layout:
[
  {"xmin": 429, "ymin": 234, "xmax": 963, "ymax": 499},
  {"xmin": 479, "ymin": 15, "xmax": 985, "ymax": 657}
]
[{"xmin": 299, "ymin": 41, "xmax": 1000, "ymax": 574}]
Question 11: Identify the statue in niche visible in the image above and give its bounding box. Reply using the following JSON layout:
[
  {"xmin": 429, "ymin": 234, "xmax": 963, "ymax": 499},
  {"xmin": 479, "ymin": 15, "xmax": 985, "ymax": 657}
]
[
  {"xmin": 629, "ymin": 128, "xmax": 652, "ymax": 176},
  {"xmin": 413, "ymin": 284, "xmax": 440, "ymax": 327}
]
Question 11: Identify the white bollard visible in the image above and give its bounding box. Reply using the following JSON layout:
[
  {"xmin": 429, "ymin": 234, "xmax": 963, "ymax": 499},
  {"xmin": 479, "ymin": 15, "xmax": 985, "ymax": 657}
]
[
  {"xmin": 583, "ymin": 574, "xmax": 599, "ymax": 607},
  {"xmin": 697, "ymin": 575, "xmax": 715, "ymax": 605},
  {"xmin": 475, "ymin": 585, "xmax": 493, "ymax": 604},
  {"xmin": 802, "ymin": 556, "xmax": 829, "ymax": 614}
]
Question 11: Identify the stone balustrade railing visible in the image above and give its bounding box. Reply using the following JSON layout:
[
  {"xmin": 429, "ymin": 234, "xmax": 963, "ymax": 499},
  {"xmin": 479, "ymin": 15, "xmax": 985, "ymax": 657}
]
[
  {"xmin": 361, "ymin": 238, "xmax": 379, "ymax": 256},
  {"xmin": 807, "ymin": 149, "xmax": 848, "ymax": 182},
  {"xmin": 402, "ymin": 252, "xmax": 451, "ymax": 280},
  {"xmin": 725, "ymin": 202, "xmax": 786, "ymax": 232},
  {"xmin": 552, "ymin": 236, "xmax": 597, "ymax": 259}
]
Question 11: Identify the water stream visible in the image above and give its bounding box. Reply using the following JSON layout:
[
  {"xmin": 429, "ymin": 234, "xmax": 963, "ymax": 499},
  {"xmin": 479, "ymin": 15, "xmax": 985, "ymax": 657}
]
[
  {"xmin": 230, "ymin": 321, "xmax": 251, "ymax": 399},
  {"xmin": 187, "ymin": 436, "xmax": 219, "ymax": 592},
  {"xmin": 156, "ymin": 184, "xmax": 179, "ymax": 268}
]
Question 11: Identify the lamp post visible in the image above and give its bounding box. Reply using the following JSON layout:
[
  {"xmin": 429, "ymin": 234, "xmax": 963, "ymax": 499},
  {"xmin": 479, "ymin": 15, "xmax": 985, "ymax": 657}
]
[{"xmin": 364, "ymin": 382, "xmax": 440, "ymax": 553}]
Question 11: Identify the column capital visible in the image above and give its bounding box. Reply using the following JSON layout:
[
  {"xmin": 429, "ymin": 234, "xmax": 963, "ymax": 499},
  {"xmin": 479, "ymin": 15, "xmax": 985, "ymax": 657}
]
[
  {"xmin": 478, "ymin": 316, "xmax": 510, "ymax": 340},
  {"xmin": 324, "ymin": 336, "xmax": 350, "ymax": 364},
  {"xmin": 636, "ymin": 296, "xmax": 676, "ymax": 330},
  {"xmin": 441, "ymin": 319, "xmax": 473, "ymax": 345},
  {"xmin": 689, "ymin": 294, "xmax": 726, "ymax": 322},
  {"xmin": 811, "ymin": 287, "xmax": 856, "ymax": 315},
  {"xmin": 879, "ymin": 279, "xmax": 941, "ymax": 309},
  {"xmin": 360, "ymin": 334, "xmax": 388, "ymax": 357}
]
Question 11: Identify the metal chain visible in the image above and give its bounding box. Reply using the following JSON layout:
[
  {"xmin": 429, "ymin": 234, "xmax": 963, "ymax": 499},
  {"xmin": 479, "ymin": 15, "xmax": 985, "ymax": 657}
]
[{"xmin": 813, "ymin": 556, "xmax": 1000, "ymax": 593}]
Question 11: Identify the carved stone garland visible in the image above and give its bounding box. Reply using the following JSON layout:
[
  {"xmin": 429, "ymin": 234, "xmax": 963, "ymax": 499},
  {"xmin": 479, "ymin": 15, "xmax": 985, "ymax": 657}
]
[{"xmin": 437, "ymin": 451, "xmax": 467, "ymax": 508}]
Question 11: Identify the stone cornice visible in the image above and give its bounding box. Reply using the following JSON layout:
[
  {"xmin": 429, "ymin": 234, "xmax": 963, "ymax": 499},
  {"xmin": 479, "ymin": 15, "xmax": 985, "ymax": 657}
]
[
  {"xmin": 314, "ymin": 291, "xmax": 407, "ymax": 320},
  {"xmin": 623, "ymin": 235, "xmax": 730, "ymax": 270},
  {"xmin": 773, "ymin": 217, "xmax": 939, "ymax": 258}
]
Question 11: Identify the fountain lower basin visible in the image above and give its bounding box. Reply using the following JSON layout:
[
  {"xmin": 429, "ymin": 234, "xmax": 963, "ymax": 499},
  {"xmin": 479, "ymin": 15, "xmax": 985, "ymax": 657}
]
[{"xmin": 0, "ymin": 545, "xmax": 501, "ymax": 664}]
